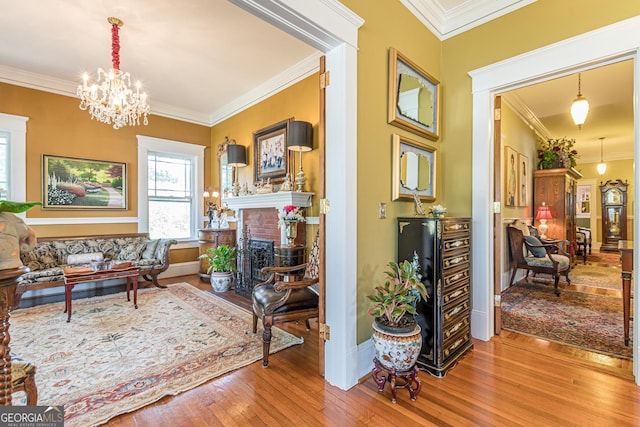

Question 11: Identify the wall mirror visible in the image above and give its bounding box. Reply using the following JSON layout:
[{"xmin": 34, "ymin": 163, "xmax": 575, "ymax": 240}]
[
  {"xmin": 218, "ymin": 137, "xmax": 234, "ymax": 197},
  {"xmin": 388, "ymin": 48, "xmax": 440, "ymax": 141},
  {"xmin": 392, "ymin": 133, "xmax": 436, "ymax": 201}
]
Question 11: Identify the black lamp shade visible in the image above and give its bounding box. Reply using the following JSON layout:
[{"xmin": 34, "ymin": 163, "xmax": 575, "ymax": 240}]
[
  {"xmin": 227, "ymin": 144, "xmax": 247, "ymax": 167},
  {"xmin": 287, "ymin": 121, "xmax": 313, "ymax": 152}
]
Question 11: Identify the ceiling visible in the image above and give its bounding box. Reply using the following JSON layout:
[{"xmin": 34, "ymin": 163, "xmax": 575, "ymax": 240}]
[{"xmin": 0, "ymin": 1, "xmax": 633, "ymax": 163}]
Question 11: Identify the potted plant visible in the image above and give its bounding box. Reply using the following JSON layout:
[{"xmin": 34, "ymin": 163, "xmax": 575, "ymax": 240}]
[
  {"xmin": 367, "ymin": 260, "xmax": 427, "ymax": 372},
  {"xmin": 537, "ymin": 137, "xmax": 578, "ymax": 170},
  {"xmin": 199, "ymin": 244, "xmax": 236, "ymax": 292}
]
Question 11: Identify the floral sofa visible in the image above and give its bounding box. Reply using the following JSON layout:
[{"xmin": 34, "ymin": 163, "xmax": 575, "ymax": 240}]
[{"xmin": 18, "ymin": 233, "xmax": 177, "ymax": 293}]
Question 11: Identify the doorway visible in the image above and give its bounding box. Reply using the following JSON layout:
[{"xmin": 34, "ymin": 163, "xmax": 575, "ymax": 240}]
[{"xmin": 470, "ymin": 17, "xmax": 640, "ymax": 383}]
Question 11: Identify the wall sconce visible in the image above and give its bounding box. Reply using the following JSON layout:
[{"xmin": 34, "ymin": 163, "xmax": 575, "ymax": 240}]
[
  {"xmin": 227, "ymin": 144, "xmax": 247, "ymax": 196},
  {"xmin": 287, "ymin": 121, "xmax": 313, "ymax": 192}
]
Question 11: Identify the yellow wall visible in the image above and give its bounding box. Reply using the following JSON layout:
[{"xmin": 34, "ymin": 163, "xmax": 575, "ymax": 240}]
[
  {"xmin": 341, "ymin": 0, "xmax": 442, "ymax": 343},
  {"xmin": 210, "ymin": 74, "xmax": 320, "ymax": 214},
  {"xmin": 0, "ymin": 82, "xmax": 211, "ymax": 263},
  {"xmin": 343, "ymin": 0, "xmax": 640, "ymax": 343}
]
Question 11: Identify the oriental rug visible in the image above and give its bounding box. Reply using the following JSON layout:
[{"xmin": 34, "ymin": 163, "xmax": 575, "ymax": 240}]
[
  {"xmin": 501, "ymin": 281, "xmax": 632, "ymax": 359},
  {"xmin": 9, "ymin": 283, "xmax": 303, "ymax": 427},
  {"xmin": 531, "ymin": 261, "xmax": 621, "ymax": 290}
]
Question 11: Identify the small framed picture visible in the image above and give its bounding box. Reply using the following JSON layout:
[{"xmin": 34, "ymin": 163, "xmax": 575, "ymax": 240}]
[
  {"xmin": 392, "ymin": 134, "xmax": 436, "ymax": 202},
  {"xmin": 518, "ymin": 153, "xmax": 529, "ymax": 207},
  {"xmin": 253, "ymin": 119, "xmax": 291, "ymax": 184},
  {"xmin": 504, "ymin": 146, "xmax": 517, "ymax": 207},
  {"xmin": 43, "ymin": 154, "xmax": 126, "ymax": 210}
]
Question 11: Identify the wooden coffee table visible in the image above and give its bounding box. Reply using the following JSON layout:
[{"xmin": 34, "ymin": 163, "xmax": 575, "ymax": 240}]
[{"xmin": 63, "ymin": 262, "xmax": 140, "ymax": 323}]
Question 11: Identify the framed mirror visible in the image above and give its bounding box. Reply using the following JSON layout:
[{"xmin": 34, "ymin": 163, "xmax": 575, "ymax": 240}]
[
  {"xmin": 392, "ymin": 133, "xmax": 436, "ymax": 201},
  {"xmin": 218, "ymin": 137, "xmax": 234, "ymax": 197},
  {"xmin": 388, "ymin": 48, "xmax": 440, "ymax": 141}
]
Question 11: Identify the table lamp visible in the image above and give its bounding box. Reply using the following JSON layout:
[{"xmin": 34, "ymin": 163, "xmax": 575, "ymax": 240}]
[
  {"xmin": 535, "ymin": 203, "xmax": 553, "ymax": 239},
  {"xmin": 227, "ymin": 144, "xmax": 247, "ymax": 197},
  {"xmin": 287, "ymin": 121, "xmax": 313, "ymax": 192}
]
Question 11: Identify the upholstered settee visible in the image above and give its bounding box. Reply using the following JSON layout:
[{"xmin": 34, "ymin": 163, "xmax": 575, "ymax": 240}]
[{"xmin": 18, "ymin": 233, "xmax": 177, "ymax": 293}]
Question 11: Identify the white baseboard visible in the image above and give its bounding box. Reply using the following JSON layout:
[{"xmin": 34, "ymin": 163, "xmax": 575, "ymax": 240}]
[
  {"xmin": 162, "ymin": 261, "xmax": 199, "ymax": 279},
  {"xmin": 357, "ymin": 338, "xmax": 375, "ymax": 380}
]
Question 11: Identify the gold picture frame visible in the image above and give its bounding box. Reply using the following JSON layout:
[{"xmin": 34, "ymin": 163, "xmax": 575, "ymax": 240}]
[
  {"xmin": 392, "ymin": 134, "xmax": 436, "ymax": 202},
  {"xmin": 388, "ymin": 48, "xmax": 441, "ymax": 141}
]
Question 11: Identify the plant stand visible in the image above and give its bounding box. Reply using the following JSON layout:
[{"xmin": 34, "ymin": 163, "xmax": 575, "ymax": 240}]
[{"xmin": 371, "ymin": 358, "xmax": 421, "ymax": 403}]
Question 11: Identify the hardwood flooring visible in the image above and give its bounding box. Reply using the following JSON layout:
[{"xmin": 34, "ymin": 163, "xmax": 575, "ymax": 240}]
[{"xmin": 98, "ymin": 274, "xmax": 640, "ymax": 426}]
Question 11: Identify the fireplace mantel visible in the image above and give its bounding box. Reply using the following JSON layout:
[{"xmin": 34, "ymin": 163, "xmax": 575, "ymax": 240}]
[{"xmin": 222, "ymin": 192, "xmax": 314, "ymax": 211}]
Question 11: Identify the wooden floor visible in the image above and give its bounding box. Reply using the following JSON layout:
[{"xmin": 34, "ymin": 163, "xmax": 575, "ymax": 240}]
[{"xmin": 103, "ymin": 275, "xmax": 640, "ymax": 427}]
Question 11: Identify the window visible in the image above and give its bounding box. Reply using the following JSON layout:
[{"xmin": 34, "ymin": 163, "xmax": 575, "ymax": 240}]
[
  {"xmin": 0, "ymin": 113, "xmax": 28, "ymax": 204},
  {"xmin": 148, "ymin": 152, "xmax": 193, "ymax": 239},
  {"xmin": 137, "ymin": 136, "xmax": 205, "ymax": 241}
]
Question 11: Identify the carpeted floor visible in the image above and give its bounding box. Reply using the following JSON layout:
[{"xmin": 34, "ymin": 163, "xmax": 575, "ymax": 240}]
[
  {"xmin": 502, "ymin": 281, "xmax": 632, "ymax": 359},
  {"xmin": 9, "ymin": 283, "xmax": 303, "ymax": 427}
]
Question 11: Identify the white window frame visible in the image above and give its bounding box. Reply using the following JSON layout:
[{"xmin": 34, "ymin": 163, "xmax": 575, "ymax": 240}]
[
  {"xmin": 137, "ymin": 135, "xmax": 205, "ymax": 245},
  {"xmin": 0, "ymin": 113, "xmax": 27, "ymax": 214}
]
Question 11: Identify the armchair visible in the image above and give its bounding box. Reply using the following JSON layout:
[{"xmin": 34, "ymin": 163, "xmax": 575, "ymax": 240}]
[
  {"xmin": 507, "ymin": 225, "xmax": 571, "ymax": 296},
  {"xmin": 252, "ymin": 233, "xmax": 319, "ymax": 367}
]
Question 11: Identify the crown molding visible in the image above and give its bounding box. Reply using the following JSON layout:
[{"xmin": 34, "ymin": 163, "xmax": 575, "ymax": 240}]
[{"xmin": 401, "ymin": 0, "xmax": 536, "ymax": 40}]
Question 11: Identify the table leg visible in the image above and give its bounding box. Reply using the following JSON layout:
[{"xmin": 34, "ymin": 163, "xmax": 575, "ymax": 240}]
[
  {"xmin": 133, "ymin": 275, "xmax": 138, "ymax": 309},
  {"xmin": 622, "ymin": 271, "xmax": 631, "ymax": 346},
  {"xmin": 65, "ymin": 283, "xmax": 74, "ymax": 323}
]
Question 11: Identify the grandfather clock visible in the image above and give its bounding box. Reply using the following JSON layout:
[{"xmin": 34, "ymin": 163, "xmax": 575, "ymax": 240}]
[{"xmin": 600, "ymin": 179, "xmax": 628, "ymax": 252}]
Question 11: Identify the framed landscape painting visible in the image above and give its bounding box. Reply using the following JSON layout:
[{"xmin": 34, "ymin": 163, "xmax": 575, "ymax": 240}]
[{"xmin": 43, "ymin": 155, "xmax": 127, "ymax": 209}]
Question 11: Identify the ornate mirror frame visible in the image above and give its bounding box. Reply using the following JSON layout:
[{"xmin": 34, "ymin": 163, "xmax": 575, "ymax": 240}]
[{"xmin": 218, "ymin": 137, "xmax": 234, "ymax": 197}]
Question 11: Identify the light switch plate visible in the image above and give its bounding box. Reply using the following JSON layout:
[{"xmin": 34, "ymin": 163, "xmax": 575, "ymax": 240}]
[{"xmin": 379, "ymin": 202, "xmax": 387, "ymax": 219}]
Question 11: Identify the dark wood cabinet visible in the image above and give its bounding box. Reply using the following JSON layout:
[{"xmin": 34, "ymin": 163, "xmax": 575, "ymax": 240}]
[
  {"xmin": 198, "ymin": 228, "xmax": 236, "ymax": 281},
  {"xmin": 533, "ymin": 168, "xmax": 582, "ymax": 251},
  {"xmin": 397, "ymin": 217, "xmax": 473, "ymax": 377},
  {"xmin": 600, "ymin": 179, "xmax": 628, "ymax": 252}
]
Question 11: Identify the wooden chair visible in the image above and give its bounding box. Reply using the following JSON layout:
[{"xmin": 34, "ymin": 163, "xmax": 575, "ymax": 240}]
[
  {"xmin": 576, "ymin": 227, "xmax": 592, "ymax": 264},
  {"xmin": 252, "ymin": 233, "xmax": 319, "ymax": 367},
  {"xmin": 506, "ymin": 226, "xmax": 571, "ymax": 296},
  {"xmin": 11, "ymin": 353, "xmax": 38, "ymax": 405}
]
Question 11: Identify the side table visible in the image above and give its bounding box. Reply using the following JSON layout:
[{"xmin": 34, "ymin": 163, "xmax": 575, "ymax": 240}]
[
  {"xmin": 198, "ymin": 228, "xmax": 236, "ymax": 281},
  {"xmin": 63, "ymin": 262, "xmax": 140, "ymax": 323}
]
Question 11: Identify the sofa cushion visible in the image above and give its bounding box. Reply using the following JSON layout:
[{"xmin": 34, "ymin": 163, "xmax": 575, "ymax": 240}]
[
  {"xmin": 21, "ymin": 246, "xmax": 58, "ymax": 271},
  {"xmin": 142, "ymin": 239, "xmax": 159, "ymax": 259},
  {"xmin": 116, "ymin": 241, "xmax": 147, "ymax": 261},
  {"xmin": 67, "ymin": 252, "xmax": 103, "ymax": 265}
]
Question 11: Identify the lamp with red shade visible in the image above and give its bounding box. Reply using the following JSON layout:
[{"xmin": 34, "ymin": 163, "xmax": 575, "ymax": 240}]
[{"xmin": 535, "ymin": 203, "xmax": 553, "ymax": 239}]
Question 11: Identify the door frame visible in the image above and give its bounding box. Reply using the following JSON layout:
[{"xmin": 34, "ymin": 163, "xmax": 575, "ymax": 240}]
[{"xmin": 470, "ymin": 16, "xmax": 640, "ymax": 383}]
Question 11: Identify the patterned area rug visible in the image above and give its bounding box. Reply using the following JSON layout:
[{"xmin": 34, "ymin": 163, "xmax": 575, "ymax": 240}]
[
  {"xmin": 532, "ymin": 262, "xmax": 621, "ymax": 290},
  {"xmin": 9, "ymin": 283, "xmax": 303, "ymax": 427},
  {"xmin": 501, "ymin": 281, "xmax": 632, "ymax": 359}
]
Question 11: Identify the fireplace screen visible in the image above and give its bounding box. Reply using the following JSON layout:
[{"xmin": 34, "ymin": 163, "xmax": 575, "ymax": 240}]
[{"xmin": 235, "ymin": 235, "xmax": 274, "ymax": 299}]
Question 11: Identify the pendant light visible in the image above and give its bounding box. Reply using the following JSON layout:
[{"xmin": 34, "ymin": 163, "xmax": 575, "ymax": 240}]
[
  {"xmin": 570, "ymin": 73, "xmax": 589, "ymax": 129},
  {"xmin": 597, "ymin": 137, "xmax": 607, "ymax": 175}
]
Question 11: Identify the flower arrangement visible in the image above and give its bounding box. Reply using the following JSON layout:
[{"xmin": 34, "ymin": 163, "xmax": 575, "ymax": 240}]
[
  {"xmin": 429, "ymin": 204, "xmax": 446, "ymax": 218},
  {"xmin": 367, "ymin": 260, "xmax": 428, "ymax": 329},
  {"xmin": 277, "ymin": 205, "xmax": 306, "ymax": 228},
  {"xmin": 537, "ymin": 137, "xmax": 578, "ymax": 170}
]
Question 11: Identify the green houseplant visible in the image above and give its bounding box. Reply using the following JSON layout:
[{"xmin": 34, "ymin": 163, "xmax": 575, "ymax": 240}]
[
  {"xmin": 368, "ymin": 259, "xmax": 427, "ymax": 372},
  {"xmin": 537, "ymin": 137, "xmax": 578, "ymax": 170},
  {"xmin": 199, "ymin": 244, "xmax": 236, "ymax": 292}
]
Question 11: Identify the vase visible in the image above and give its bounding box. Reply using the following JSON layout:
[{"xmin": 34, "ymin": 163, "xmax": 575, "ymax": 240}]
[
  {"xmin": 371, "ymin": 321, "xmax": 422, "ymax": 371},
  {"xmin": 284, "ymin": 220, "xmax": 298, "ymax": 246},
  {"xmin": 210, "ymin": 271, "xmax": 234, "ymax": 292}
]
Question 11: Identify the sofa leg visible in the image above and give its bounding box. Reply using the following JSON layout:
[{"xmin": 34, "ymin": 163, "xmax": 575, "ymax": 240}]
[{"xmin": 144, "ymin": 273, "xmax": 167, "ymax": 289}]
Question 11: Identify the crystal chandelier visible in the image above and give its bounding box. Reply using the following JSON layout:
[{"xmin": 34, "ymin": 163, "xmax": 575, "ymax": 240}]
[{"xmin": 77, "ymin": 17, "xmax": 150, "ymax": 129}]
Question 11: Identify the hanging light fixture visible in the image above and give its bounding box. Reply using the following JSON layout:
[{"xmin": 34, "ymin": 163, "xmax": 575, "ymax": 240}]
[
  {"xmin": 570, "ymin": 73, "xmax": 589, "ymax": 129},
  {"xmin": 77, "ymin": 17, "xmax": 150, "ymax": 129},
  {"xmin": 597, "ymin": 137, "xmax": 607, "ymax": 175}
]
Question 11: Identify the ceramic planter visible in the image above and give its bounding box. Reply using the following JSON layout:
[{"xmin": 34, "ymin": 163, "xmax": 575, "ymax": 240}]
[
  {"xmin": 371, "ymin": 321, "xmax": 422, "ymax": 372},
  {"xmin": 210, "ymin": 271, "xmax": 234, "ymax": 292}
]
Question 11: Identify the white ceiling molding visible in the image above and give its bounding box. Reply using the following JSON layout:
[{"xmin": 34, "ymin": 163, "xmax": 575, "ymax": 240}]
[
  {"xmin": 501, "ymin": 92, "xmax": 551, "ymax": 140},
  {"xmin": 209, "ymin": 52, "xmax": 322, "ymax": 126},
  {"xmin": 401, "ymin": 0, "xmax": 537, "ymax": 40}
]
